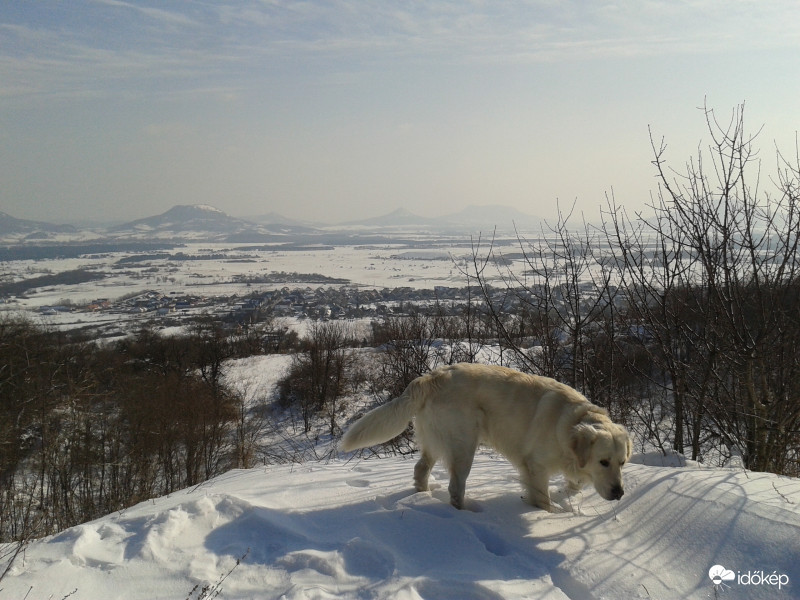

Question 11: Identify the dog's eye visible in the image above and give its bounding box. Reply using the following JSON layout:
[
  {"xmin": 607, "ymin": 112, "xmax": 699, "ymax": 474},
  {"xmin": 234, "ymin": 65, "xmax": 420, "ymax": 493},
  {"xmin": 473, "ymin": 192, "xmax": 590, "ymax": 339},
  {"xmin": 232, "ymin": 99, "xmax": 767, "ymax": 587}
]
[{"xmin": 600, "ymin": 460, "xmax": 610, "ymax": 467}]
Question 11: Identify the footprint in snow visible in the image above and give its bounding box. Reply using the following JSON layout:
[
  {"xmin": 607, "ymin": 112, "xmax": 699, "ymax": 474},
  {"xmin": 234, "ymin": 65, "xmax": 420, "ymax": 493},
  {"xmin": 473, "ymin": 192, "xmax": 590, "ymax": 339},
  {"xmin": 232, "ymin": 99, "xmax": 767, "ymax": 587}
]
[
  {"xmin": 342, "ymin": 538, "xmax": 395, "ymax": 579},
  {"xmin": 346, "ymin": 479, "xmax": 370, "ymax": 488}
]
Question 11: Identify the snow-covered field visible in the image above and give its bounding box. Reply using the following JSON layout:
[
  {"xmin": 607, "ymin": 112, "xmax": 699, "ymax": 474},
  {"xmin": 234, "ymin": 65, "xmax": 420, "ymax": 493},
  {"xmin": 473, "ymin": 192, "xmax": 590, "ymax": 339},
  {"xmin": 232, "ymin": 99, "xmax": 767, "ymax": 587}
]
[
  {"xmin": 0, "ymin": 240, "xmax": 493, "ymax": 341},
  {"xmin": 2, "ymin": 242, "xmax": 487, "ymax": 310},
  {"xmin": 3, "ymin": 452, "xmax": 798, "ymax": 600}
]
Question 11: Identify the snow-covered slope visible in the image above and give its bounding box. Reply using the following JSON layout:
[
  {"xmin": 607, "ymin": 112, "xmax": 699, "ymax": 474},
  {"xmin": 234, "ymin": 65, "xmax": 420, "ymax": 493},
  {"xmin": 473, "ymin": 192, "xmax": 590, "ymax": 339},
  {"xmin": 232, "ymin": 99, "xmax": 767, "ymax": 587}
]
[
  {"xmin": 111, "ymin": 204, "xmax": 257, "ymax": 239},
  {"xmin": 0, "ymin": 211, "xmax": 78, "ymax": 242},
  {"xmin": 3, "ymin": 454, "xmax": 798, "ymax": 599}
]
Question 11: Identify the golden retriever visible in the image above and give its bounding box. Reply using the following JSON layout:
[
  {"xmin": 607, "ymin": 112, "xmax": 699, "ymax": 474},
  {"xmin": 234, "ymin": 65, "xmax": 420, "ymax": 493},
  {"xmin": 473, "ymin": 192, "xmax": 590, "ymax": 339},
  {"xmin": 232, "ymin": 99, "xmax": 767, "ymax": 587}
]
[{"xmin": 341, "ymin": 363, "xmax": 632, "ymax": 511}]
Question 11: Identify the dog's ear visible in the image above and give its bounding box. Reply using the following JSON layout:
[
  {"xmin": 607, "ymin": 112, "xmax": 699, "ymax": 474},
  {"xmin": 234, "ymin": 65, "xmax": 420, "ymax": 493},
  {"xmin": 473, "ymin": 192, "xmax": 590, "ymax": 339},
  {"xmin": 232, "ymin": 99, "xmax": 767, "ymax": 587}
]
[{"xmin": 571, "ymin": 424, "xmax": 597, "ymax": 468}]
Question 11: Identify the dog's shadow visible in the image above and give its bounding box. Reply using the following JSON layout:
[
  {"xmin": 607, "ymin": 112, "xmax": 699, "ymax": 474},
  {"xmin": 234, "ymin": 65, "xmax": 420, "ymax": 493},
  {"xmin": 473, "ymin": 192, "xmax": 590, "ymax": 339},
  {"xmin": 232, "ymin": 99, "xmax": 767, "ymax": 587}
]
[
  {"xmin": 427, "ymin": 486, "xmax": 486, "ymax": 513},
  {"xmin": 425, "ymin": 471, "xmax": 583, "ymax": 514},
  {"xmin": 378, "ymin": 483, "xmax": 487, "ymax": 514}
]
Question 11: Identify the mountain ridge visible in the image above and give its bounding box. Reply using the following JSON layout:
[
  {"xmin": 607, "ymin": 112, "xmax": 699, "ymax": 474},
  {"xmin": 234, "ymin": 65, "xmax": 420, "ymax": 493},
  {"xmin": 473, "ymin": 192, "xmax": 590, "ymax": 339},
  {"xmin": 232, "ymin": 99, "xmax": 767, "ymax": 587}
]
[
  {"xmin": 340, "ymin": 204, "xmax": 542, "ymax": 231},
  {"xmin": 111, "ymin": 204, "xmax": 248, "ymax": 234},
  {"xmin": 0, "ymin": 211, "xmax": 77, "ymax": 237},
  {"xmin": 0, "ymin": 203, "xmax": 545, "ymax": 243}
]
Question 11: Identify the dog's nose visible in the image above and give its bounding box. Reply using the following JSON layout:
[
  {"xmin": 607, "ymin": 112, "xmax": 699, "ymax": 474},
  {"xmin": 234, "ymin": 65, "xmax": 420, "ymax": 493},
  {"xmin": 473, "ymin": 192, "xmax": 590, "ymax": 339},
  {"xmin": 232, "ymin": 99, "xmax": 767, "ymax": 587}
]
[{"xmin": 611, "ymin": 485, "xmax": 624, "ymax": 500}]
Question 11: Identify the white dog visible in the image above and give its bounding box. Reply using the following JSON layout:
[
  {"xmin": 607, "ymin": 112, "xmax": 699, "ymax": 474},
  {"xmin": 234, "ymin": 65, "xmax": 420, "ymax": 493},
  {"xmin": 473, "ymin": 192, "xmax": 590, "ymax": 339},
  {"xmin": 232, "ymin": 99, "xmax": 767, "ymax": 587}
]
[{"xmin": 341, "ymin": 363, "xmax": 631, "ymax": 511}]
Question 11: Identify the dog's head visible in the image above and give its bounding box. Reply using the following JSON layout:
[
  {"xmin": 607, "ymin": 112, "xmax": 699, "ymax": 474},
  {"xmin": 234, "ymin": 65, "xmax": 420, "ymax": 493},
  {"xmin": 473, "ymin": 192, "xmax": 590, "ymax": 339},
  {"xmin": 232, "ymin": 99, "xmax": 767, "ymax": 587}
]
[{"xmin": 570, "ymin": 420, "xmax": 632, "ymax": 502}]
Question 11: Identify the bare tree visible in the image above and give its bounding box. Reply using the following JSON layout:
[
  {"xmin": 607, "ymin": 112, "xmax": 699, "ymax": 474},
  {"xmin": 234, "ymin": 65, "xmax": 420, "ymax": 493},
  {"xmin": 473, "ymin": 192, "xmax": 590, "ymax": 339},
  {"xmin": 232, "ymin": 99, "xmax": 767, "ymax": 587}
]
[
  {"xmin": 468, "ymin": 208, "xmax": 620, "ymax": 404},
  {"xmin": 605, "ymin": 102, "xmax": 800, "ymax": 471},
  {"xmin": 278, "ymin": 321, "xmax": 360, "ymax": 435},
  {"xmin": 0, "ymin": 321, "xmax": 246, "ymax": 543}
]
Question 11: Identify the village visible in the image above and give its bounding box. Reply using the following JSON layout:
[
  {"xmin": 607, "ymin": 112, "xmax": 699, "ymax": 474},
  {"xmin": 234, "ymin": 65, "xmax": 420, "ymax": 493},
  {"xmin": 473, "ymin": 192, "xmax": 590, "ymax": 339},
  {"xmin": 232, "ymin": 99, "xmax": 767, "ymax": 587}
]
[{"xmin": 34, "ymin": 282, "xmax": 492, "ymax": 340}]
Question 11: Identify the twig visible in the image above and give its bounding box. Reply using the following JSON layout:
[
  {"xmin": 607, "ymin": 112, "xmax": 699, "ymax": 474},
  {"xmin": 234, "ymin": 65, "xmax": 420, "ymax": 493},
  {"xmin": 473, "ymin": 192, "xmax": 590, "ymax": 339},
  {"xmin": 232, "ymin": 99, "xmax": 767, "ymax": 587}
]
[
  {"xmin": 186, "ymin": 548, "xmax": 250, "ymax": 600},
  {"xmin": 772, "ymin": 481, "xmax": 793, "ymax": 503}
]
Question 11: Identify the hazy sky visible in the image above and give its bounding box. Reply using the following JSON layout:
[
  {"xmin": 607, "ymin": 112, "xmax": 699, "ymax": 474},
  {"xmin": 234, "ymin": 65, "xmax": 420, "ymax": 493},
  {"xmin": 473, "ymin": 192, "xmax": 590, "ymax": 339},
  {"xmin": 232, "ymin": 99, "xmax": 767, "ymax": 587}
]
[{"xmin": 1, "ymin": 1, "xmax": 799, "ymax": 225}]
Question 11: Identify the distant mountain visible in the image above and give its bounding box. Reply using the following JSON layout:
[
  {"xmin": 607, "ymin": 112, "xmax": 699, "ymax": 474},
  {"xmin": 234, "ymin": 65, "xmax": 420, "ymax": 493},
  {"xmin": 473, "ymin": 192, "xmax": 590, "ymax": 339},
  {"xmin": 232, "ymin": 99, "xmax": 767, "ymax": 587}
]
[
  {"xmin": 342, "ymin": 208, "xmax": 438, "ymax": 229},
  {"xmin": 445, "ymin": 205, "xmax": 542, "ymax": 231},
  {"xmin": 339, "ymin": 205, "xmax": 541, "ymax": 232},
  {"xmin": 109, "ymin": 204, "xmax": 323, "ymax": 242},
  {"xmin": 113, "ymin": 204, "xmax": 249, "ymax": 234},
  {"xmin": 0, "ymin": 211, "xmax": 77, "ymax": 237},
  {"xmin": 0, "ymin": 203, "xmax": 545, "ymax": 245},
  {"xmin": 247, "ymin": 211, "xmax": 320, "ymax": 231}
]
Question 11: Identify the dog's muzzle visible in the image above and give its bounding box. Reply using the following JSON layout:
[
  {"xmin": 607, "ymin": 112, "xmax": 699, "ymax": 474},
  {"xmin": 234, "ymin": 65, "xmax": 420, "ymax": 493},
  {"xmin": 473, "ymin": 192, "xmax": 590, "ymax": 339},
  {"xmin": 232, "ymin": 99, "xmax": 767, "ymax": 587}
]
[{"xmin": 610, "ymin": 485, "xmax": 624, "ymax": 501}]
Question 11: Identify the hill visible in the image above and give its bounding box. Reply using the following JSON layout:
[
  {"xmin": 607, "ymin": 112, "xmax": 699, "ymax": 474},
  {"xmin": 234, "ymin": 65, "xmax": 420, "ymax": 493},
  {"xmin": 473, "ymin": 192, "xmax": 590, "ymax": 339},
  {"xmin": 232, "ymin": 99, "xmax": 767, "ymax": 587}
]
[
  {"xmin": 3, "ymin": 452, "xmax": 797, "ymax": 599},
  {"xmin": 0, "ymin": 204, "xmax": 544, "ymax": 244},
  {"xmin": 447, "ymin": 204, "xmax": 542, "ymax": 230},
  {"xmin": 106, "ymin": 204, "xmax": 323, "ymax": 242},
  {"xmin": 0, "ymin": 211, "xmax": 77, "ymax": 237},
  {"xmin": 247, "ymin": 211, "xmax": 319, "ymax": 230},
  {"xmin": 113, "ymin": 204, "xmax": 252, "ymax": 235},
  {"xmin": 340, "ymin": 207, "xmax": 438, "ymax": 229},
  {"xmin": 341, "ymin": 205, "xmax": 542, "ymax": 232}
]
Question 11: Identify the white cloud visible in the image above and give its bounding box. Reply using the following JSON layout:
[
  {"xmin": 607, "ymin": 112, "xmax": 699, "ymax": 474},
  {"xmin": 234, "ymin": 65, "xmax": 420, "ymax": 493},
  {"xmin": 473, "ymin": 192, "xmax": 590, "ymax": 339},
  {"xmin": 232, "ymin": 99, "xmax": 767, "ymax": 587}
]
[
  {"xmin": 1, "ymin": 0, "xmax": 799, "ymax": 224},
  {"xmin": 90, "ymin": 0, "xmax": 198, "ymax": 27},
  {"xmin": 2, "ymin": 1, "xmax": 798, "ymax": 103}
]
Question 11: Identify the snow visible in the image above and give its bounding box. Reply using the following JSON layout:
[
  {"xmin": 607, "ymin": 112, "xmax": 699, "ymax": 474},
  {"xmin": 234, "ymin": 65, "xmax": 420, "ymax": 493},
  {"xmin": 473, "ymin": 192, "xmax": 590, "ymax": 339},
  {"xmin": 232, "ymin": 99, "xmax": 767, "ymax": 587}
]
[
  {"xmin": 4, "ymin": 453, "xmax": 799, "ymax": 599},
  {"xmin": 222, "ymin": 354, "xmax": 292, "ymax": 405},
  {"xmin": 1, "ymin": 241, "xmax": 508, "ymax": 313}
]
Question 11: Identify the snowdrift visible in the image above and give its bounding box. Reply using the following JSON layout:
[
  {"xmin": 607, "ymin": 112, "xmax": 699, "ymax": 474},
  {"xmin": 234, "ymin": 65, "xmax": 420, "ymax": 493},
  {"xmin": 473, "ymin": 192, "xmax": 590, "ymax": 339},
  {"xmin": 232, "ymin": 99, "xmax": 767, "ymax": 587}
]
[{"xmin": 3, "ymin": 453, "xmax": 799, "ymax": 599}]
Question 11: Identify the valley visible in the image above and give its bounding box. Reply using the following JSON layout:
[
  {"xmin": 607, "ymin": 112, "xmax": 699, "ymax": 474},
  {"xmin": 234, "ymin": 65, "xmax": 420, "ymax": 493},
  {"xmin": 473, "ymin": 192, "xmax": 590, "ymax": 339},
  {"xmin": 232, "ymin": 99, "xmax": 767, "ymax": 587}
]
[{"xmin": 1, "ymin": 204, "xmax": 545, "ymax": 338}]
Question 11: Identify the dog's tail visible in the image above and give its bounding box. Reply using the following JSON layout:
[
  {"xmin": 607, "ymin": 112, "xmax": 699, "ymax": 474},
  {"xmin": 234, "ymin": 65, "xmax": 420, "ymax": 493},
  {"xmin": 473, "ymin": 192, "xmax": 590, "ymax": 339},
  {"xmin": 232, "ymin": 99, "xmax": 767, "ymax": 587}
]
[{"xmin": 340, "ymin": 377, "xmax": 427, "ymax": 452}]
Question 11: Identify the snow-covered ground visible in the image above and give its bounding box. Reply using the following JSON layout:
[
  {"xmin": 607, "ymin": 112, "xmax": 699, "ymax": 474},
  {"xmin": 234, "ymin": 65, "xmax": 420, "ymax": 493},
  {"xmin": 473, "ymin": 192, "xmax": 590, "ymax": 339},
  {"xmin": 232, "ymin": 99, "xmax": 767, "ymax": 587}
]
[
  {"xmin": 3, "ymin": 451, "xmax": 798, "ymax": 599},
  {"xmin": 2, "ymin": 242, "xmax": 486, "ymax": 312}
]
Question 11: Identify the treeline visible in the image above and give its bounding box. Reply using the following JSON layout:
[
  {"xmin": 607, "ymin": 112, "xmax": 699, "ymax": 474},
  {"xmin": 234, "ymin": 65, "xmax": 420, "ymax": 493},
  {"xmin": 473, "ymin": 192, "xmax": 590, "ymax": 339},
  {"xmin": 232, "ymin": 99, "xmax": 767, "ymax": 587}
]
[
  {"xmin": 0, "ymin": 320, "xmax": 269, "ymax": 544},
  {"xmin": 0, "ymin": 268, "xmax": 105, "ymax": 296},
  {"xmin": 0, "ymin": 242, "xmax": 176, "ymax": 262}
]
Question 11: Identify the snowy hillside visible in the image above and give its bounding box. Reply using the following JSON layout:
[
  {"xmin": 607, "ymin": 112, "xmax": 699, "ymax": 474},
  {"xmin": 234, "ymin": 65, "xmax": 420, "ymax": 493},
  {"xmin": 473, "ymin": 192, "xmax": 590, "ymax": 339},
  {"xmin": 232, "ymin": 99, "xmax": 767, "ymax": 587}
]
[{"xmin": 3, "ymin": 453, "xmax": 798, "ymax": 599}]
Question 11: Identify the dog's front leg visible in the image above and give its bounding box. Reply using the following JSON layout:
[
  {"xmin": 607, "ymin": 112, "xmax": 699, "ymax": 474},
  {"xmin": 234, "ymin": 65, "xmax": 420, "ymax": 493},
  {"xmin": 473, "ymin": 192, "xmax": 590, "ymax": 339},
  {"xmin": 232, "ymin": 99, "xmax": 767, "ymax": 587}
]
[
  {"xmin": 522, "ymin": 466, "xmax": 553, "ymax": 511},
  {"xmin": 565, "ymin": 477, "xmax": 585, "ymax": 495}
]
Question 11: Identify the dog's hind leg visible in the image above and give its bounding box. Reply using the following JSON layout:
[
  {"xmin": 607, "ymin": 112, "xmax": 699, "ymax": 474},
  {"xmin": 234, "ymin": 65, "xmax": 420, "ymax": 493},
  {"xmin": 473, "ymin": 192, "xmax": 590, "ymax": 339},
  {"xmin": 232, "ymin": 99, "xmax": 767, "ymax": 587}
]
[{"xmin": 413, "ymin": 450, "xmax": 434, "ymax": 492}]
